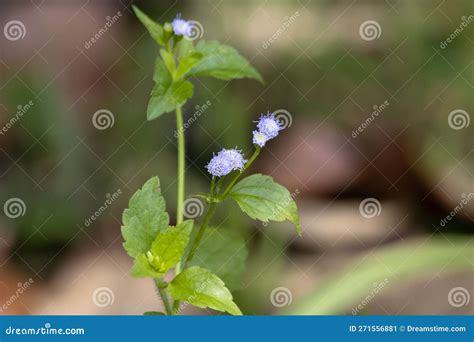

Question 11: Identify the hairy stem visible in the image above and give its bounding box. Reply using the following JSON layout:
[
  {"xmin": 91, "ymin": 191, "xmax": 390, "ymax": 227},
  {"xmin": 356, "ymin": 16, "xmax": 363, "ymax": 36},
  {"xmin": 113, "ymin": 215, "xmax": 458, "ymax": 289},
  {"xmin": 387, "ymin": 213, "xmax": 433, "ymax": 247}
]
[
  {"xmin": 155, "ymin": 279, "xmax": 172, "ymax": 315},
  {"xmin": 175, "ymin": 106, "xmax": 185, "ymax": 225}
]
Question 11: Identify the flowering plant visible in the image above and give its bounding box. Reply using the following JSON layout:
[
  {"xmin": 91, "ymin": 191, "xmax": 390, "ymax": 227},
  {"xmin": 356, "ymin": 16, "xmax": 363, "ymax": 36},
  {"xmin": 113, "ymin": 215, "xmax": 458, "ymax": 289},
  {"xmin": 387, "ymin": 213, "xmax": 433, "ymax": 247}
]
[{"xmin": 121, "ymin": 7, "xmax": 301, "ymax": 315}]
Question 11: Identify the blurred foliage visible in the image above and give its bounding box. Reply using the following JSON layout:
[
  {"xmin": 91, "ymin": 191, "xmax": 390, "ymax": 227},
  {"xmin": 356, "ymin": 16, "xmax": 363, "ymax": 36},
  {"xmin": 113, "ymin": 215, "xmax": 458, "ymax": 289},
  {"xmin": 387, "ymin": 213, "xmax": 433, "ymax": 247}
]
[{"xmin": 286, "ymin": 236, "xmax": 473, "ymax": 315}]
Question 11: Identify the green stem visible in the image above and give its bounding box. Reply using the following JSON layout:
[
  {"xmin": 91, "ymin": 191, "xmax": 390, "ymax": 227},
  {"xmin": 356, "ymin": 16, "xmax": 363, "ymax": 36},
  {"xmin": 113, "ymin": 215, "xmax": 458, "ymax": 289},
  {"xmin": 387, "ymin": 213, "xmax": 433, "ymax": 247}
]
[
  {"xmin": 185, "ymin": 203, "xmax": 217, "ymax": 266},
  {"xmin": 172, "ymin": 202, "xmax": 217, "ymax": 313},
  {"xmin": 155, "ymin": 279, "xmax": 172, "ymax": 315},
  {"xmin": 209, "ymin": 177, "xmax": 216, "ymax": 197},
  {"xmin": 220, "ymin": 146, "xmax": 261, "ymax": 199},
  {"xmin": 175, "ymin": 106, "xmax": 185, "ymax": 225},
  {"xmin": 180, "ymin": 203, "xmax": 217, "ymax": 273}
]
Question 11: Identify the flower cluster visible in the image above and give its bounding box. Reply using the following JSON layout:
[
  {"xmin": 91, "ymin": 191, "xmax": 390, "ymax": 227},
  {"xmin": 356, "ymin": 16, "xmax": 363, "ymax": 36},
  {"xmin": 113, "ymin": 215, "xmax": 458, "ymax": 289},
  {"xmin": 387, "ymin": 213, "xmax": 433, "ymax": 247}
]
[
  {"xmin": 172, "ymin": 15, "xmax": 192, "ymax": 37},
  {"xmin": 252, "ymin": 113, "xmax": 282, "ymax": 147},
  {"xmin": 206, "ymin": 114, "xmax": 284, "ymax": 177},
  {"xmin": 206, "ymin": 148, "xmax": 247, "ymax": 177}
]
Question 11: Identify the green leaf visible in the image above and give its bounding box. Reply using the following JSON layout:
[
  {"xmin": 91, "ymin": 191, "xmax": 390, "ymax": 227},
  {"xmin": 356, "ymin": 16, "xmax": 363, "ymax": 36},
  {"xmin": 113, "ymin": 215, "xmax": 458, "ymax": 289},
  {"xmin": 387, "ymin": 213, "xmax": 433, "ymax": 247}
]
[
  {"xmin": 130, "ymin": 220, "xmax": 193, "ymax": 278},
  {"xmin": 168, "ymin": 266, "xmax": 242, "ymax": 315},
  {"xmin": 130, "ymin": 254, "xmax": 164, "ymax": 278},
  {"xmin": 149, "ymin": 220, "xmax": 193, "ymax": 273},
  {"xmin": 147, "ymin": 59, "xmax": 194, "ymax": 120},
  {"xmin": 152, "ymin": 57, "xmax": 172, "ymax": 85},
  {"xmin": 178, "ymin": 38, "xmax": 194, "ymax": 60},
  {"xmin": 132, "ymin": 6, "xmax": 165, "ymax": 46},
  {"xmin": 285, "ymin": 236, "xmax": 474, "ymax": 315},
  {"xmin": 176, "ymin": 51, "xmax": 203, "ymax": 80},
  {"xmin": 191, "ymin": 228, "xmax": 248, "ymax": 291},
  {"xmin": 190, "ymin": 40, "xmax": 263, "ymax": 83},
  {"xmin": 172, "ymin": 39, "xmax": 204, "ymax": 79},
  {"xmin": 144, "ymin": 311, "xmax": 165, "ymax": 316},
  {"xmin": 229, "ymin": 174, "xmax": 301, "ymax": 235},
  {"xmin": 160, "ymin": 49, "xmax": 175, "ymax": 74},
  {"xmin": 122, "ymin": 177, "xmax": 169, "ymax": 258}
]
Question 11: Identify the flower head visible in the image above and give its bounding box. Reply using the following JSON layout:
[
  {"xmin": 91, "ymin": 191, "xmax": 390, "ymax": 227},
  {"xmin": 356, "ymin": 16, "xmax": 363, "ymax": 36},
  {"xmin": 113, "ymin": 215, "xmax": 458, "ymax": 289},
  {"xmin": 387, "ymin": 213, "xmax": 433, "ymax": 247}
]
[
  {"xmin": 257, "ymin": 113, "xmax": 281, "ymax": 139},
  {"xmin": 206, "ymin": 148, "xmax": 247, "ymax": 177},
  {"xmin": 252, "ymin": 112, "xmax": 282, "ymax": 147},
  {"xmin": 252, "ymin": 130, "xmax": 268, "ymax": 147},
  {"xmin": 220, "ymin": 148, "xmax": 247, "ymax": 170},
  {"xmin": 172, "ymin": 15, "xmax": 191, "ymax": 36}
]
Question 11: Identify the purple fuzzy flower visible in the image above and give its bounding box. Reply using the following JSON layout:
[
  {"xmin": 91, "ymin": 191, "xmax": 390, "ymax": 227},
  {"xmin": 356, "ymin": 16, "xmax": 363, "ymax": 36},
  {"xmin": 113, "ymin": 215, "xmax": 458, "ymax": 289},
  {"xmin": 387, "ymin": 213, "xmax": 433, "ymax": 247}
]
[
  {"xmin": 172, "ymin": 15, "xmax": 192, "ymax": 36},
  {"xmin": 252, "ymin": 112, "xmax": 282, "ymax": 147},
  {"xmin": 256, "ymin": 113, "xmax": 281, "ymax": 139},
  {"xmin": 252, "ymin": 130, "xmax": 268, "ymax": 147},
  {"xmin": 206, "ymin": 148, "xmax": 247, "ymax": 177}
]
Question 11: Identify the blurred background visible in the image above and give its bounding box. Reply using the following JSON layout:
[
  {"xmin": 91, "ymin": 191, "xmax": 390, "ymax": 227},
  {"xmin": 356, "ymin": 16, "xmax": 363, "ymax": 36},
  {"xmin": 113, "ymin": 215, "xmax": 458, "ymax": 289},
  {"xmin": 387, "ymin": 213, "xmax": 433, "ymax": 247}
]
[{"xmin": 0, "ymin": 0, "xmax": 472, "ymax": 315}]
